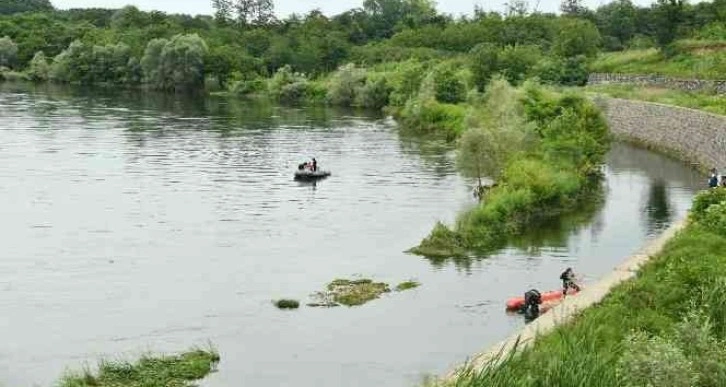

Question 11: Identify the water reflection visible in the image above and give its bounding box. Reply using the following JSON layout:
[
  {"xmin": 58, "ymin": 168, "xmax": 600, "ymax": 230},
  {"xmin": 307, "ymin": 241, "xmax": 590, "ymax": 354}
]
[{"xmin": 645, "ymin": 179, "xmax": 673, "ymax": 235}]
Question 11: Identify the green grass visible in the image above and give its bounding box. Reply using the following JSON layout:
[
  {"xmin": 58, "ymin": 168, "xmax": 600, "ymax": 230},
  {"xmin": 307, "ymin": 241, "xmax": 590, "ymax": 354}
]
[
  {"xmin": 590, "ymin": 40, "xmax": 726, "ymax": 79},
  {"xmin": 59, "ymin": 348, "xmax": 220, "ymax": 387},
  {"xmin": 585, "ymin": 84, "xmax": 726, "ymax": 115},
  {"xmin": 439, "ymin": 189, "xmax": 726, "ymax": 387}
]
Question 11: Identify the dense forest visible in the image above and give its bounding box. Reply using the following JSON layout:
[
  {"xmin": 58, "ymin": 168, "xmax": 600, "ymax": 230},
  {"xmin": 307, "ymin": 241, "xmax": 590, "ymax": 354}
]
[{"xmin": 0, "ymin": 0, "xmax": 722, "ymax": 92}]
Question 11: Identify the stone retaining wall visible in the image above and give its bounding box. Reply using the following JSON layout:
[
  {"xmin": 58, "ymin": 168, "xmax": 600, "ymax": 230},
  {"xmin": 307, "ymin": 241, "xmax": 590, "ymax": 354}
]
[
  {"xmin": 588, "ymin": 73, "xmax": 726, "ymax": 94},
  {"xmin": 595, "ymin": 96, "xmax": 726, "ymax": 172}
]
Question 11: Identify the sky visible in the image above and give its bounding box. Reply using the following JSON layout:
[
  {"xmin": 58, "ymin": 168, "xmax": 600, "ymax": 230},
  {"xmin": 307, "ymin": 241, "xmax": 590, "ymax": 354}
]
[{"xmin": 50, "ymin": 0, "xmax": 666, "ymax": 19}]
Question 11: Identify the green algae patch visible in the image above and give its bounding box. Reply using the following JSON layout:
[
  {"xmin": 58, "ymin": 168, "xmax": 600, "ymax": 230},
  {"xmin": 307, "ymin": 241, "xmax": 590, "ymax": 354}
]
[
  {"xmin": 396, "ymin": 281, "xmax": 421, "ymax": 291},
  {"xmin": 273, "ymin": 299, "xmax": 300, "ymax": 309},
  {"xmin": 327, "ymin": 278, "xmax": 391, "ymax": 306},
  {"xmin": 58, "ymin": 348, "xmax": 220, "ymax": 387}
]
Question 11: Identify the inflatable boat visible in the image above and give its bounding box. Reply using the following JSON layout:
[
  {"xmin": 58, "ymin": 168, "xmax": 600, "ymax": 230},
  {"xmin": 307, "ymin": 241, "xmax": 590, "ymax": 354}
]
[
  {"xmin": 505, "ymin": 288, "xmax": 579, "ymax": 311},
  {"xmin": 294, "ymin": 169, "xmax": 331, "ymax": 181}
]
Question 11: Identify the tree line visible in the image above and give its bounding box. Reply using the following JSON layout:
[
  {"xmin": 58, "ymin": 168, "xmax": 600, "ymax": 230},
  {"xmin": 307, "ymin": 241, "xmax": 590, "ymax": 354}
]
[{"xmin": 0, "ymin": 0, "xmax": 719, "ymax": 91}]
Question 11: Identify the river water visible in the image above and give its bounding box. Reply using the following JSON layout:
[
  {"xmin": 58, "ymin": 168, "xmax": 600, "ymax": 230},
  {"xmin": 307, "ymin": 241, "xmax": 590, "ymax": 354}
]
[{"xmin": 0, "ymin": 84, "xmax": 704, "ymax": 387}]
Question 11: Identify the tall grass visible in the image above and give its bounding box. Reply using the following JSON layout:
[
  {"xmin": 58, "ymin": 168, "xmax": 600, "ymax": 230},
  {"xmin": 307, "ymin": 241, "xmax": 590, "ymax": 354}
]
[
  {"xmin": 59, "ymin": 347, "xmax": 220, "ymax": 387},
  {"xmin": 590, "ymin": 39, "xmax": 726, "ymax": 79}
]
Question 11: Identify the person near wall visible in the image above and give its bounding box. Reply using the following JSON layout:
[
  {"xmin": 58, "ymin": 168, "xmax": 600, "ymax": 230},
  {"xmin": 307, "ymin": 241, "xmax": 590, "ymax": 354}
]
[{"xmin": 709, "ymin": 168, "xmax": 719, "ymax": 188}]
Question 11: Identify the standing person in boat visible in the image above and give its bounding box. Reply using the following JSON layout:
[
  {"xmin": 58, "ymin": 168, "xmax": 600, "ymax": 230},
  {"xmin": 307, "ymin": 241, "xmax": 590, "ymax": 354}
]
[
  {"xmin": 311, "ymin": 157, "xmax": 317, "ymax": 172},
  {"xmin": 560, "ymin": 267, "xmax": 581, "ymax": 296}
]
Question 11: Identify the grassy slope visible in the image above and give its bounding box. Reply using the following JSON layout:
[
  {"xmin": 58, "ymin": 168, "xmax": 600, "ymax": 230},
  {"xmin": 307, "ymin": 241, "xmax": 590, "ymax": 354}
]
[
  {"xmin": 584, "ymin": 83, "xmax": 726, "ymax": 116},
  {"xmin": 447, "ymin": 189, "xmax": 726, "ymax": 386},
  {"xmin": 590, "ymin": 40, "xmax": 726, "ymax": 79}
]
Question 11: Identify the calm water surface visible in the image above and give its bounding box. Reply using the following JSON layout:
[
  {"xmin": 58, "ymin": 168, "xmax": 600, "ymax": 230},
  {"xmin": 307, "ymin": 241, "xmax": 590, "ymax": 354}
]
[{"xmin": 0, "ymin": 84, "xmax": 704, "ymax": 387}]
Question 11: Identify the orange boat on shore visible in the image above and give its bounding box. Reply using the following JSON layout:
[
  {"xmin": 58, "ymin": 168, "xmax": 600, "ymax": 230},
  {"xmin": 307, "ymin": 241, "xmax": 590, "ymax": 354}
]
[{"xmin": 505, "ymin": 288, "xmax": 579, "ymax": 311}]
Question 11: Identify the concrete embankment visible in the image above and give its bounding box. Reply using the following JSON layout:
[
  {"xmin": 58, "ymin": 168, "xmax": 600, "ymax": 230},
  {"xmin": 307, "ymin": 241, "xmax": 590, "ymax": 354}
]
[
  {"xmin": 594, "ymin": 96, "xmax": 726, "ymax": 172},
  {"xmin": 442, "ymin": 96, "xmax": 717, "ymax": 382}
]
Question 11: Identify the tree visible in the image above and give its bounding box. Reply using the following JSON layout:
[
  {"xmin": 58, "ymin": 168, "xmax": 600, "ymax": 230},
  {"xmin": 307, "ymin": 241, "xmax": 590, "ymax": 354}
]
[
  {"xmin": 552, "ymin": 18, "xmax": 601, "ymax": 58},
  {"xmin": 212, "ymin": 0, "xmax": 233, "ymax": 24},
  {"xmin": 141, "ymin": 38, "xmax": 167, "ymax": 86},
  {"xmin": 654, "ymin": 0, "xmax": 685, "ymax": 51},
  {"xmin": 498, "ymin": 44, "xmax": 541, "ymax": 85},
  {"xmin": 560, "ymin": 0, "xmax": 587, "ymax": 17},
  {"xmin": 457, "ymin": 78, "xmax": 536, "ymax": 187},
  {"xmin": 0, "ymin": 35, "xmax": 18, "ymax": 68},
  {"xmin": 504, "ymin": 0, "xmax": 529, "ymax": 17},
  {"xmin": 433, "ymin": 64, "xmax": 466, "ymax": 104},
  {"xmin": 142, "ymin": 34, "xmax": 208, "ymax": 91},
  {"xmin": 206, "ymin": 45, "xmax": 240, "ymax": 87},
  {"xmin": 595, "ymin": 0, "xmax": 637, "ymax": 50},
  {"xmin": 234, "ymin": 0, "xmax": 275, "ymax": 26},
  {"xmin": 27, "ymin": 51, "xmax": 49, "ymax": 81},
  {"xmin": 469, "ymin": 43, "xmax": 500, "ymax": 92}
]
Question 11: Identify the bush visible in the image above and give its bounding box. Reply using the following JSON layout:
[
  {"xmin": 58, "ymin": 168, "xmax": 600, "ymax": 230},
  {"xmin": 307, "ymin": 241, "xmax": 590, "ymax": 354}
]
[
  {"xmin": 699, "ymin": 202, "xmax": 726, "ymax": 237},
  {"xmin": 433, "ymin": 65, "xmax": 466, "ymax": 104},
  {"xmin": 355, "ymin": 75, "xmax": 392, "ymax": 109},
  {"xmin": 326, "ymin": 63, "xmax": 366, "ymax": 107},
  {"xmin": 387, "ymin": 60, "xmax": 429, "ymax": 106},
  {"xmin": 691, "ymin": 188, "xmax": 726, "ymax": 221},
  {"xmin": 231, "ymin": 78, "xmax": 266, "ymax": 96},
  {"xmin": 268, "ymin": 65, "xmax": 315, "ymax": 103},
  {"xmin": 617, "ymin": 331, "xmax": 697, "ymax": 387},
  {"xmin": 397, "ymin": 97, "xmax": 466, "ymax": 140}
]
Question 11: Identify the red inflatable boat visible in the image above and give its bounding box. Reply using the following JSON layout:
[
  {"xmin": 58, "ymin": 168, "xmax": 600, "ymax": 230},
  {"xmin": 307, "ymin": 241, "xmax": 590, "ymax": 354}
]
[{"xmin": 505, "ymin": 288, "xmax": 579, "ymax": 311}]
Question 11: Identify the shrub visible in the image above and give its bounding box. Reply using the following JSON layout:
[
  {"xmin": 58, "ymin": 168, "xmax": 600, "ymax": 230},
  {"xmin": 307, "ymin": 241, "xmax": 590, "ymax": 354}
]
[
  {"xmin": 700, "ymin": 201, "xmax": 726, "ymax": 237},
  {"xmin": 355, "ymin": 74, "xmax": 392, "ymax": 109},
  {"xmin": 231, "ymin": 78, "xmax": 266, "ymax": 96},
  {"xmin": 397, "ymin": 97, "xmax": 466, "ymax": 140},
  {"xmin": 691, "ymin": 188, "xmax": 726, "ymax": 221},
  {"xmin": 326, "ymin": 63, "xmax": 366, "ymax": 107},
  {"xmin": 617, "ymin": 331, "xmax": 697, "ymax": 387},
  {"xmin": 433, "ymin": 65, "xmax": 466, "ymax": 104}
]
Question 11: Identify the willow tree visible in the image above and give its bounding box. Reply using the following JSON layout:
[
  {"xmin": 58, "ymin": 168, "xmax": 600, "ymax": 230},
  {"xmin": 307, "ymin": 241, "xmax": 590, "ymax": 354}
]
[
  {"xmin": 142, "ymin": 34, "xmax": 208, "ymax": 91},
  {"xmin": 27, "ymin": 51, "xmax": 50, "ymax": 81},
  {"xmin": 0, "ymin": 36, "xmax": 18, "ymax": 68},
  {"xmin": 456, "ymin": 78, "xmax": 537, "ymax": 194}
]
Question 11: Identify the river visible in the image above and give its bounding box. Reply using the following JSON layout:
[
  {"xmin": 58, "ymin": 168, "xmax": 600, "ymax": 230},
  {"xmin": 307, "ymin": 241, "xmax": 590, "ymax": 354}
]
[{"xmin": 0, "ymin": 84, "xmax": 704, "ymax": 387}]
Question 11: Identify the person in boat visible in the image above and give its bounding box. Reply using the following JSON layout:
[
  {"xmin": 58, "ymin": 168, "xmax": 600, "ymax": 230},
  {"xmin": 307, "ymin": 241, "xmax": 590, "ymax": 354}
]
[
  {"xmin": 560, "ymin": 267, "xmax": 581, "ymax": 296},
  {"xmin": 311, "ymin": 158, "xmax": 317, "ymax": 172},
  {"xmin": 709, "ymin": 168, "xmax": 719, "ymax": 188},
  {"xmin": 521, "ymin": 289, "xmax": 542, "ymax": 321}
]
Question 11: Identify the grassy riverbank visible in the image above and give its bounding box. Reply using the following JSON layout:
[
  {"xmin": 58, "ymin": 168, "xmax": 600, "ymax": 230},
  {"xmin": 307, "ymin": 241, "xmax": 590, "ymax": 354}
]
[
  {"xmin": 584, "ymin": 84, "xmax": 726, "ymax": 116},
  {"xmin": 444, "ymin": 188, "xmax": 726, "ymax": 387},
  {"xmin": 58, "ymin": 348, "xmax": 220, "ymax": 387}
]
